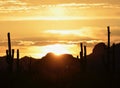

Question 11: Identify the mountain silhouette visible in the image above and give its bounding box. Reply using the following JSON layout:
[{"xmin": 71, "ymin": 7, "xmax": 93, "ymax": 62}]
[
  {"xmin": 87, "ymin": 42, "xmax": 107, "ymax": 72},
  {"xmin": 0, "ymin": 43, "xmax": 120, "ymax": 88}
]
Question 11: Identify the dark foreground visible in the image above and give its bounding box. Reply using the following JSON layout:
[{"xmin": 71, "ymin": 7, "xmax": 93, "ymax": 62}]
[
  {"xmin": 1, "ymin": 71, "xmax": 120, "ymax": 88},
  {"xmin": 1, "ymin": 43, "xmax": 120, "ymax": 88}
]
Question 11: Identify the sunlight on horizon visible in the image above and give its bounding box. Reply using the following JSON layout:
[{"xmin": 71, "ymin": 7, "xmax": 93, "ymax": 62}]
[
  {"xmin": 43, "ymin": 44, "xmax": 70, "ymax": 55},
  {"xmin": 26, "ymin": 44, "xmax": 78, "ymax": 58},
  {"xmin": 12, "ymin": 44, "xmax": 92, "ymax": 58}
]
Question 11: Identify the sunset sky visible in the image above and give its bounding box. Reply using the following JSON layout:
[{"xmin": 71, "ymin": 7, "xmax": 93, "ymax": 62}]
[{"xmin": 0, "ymin": 0, "xmax": 120, "ymax": 58}]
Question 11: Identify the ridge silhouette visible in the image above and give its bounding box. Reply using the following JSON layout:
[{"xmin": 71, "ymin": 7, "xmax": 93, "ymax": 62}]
[
  {"xmin": 0, "ymin": 43, "xmax": 120, "ymax": 88},
  {"xmin": 0, "ymin": 27, "xmax": 120, "ymax": 88}
]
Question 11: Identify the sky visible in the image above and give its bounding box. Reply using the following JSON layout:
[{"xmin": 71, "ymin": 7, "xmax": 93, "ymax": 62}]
[{"xmin": 0, "ymin": 0, "xmax": 120, "ymax": 58}]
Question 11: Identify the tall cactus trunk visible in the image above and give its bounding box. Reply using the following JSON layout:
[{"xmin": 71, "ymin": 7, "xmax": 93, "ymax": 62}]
[
  {"xmin": 84, "ymin": 46, "xmax": 87, "ymax": 61},
  {"xmin": 16, "ymin": 49, "xmax": 20, "ymax": 73},
  {"xmin": 107, "ymin": 26, "xmax": 110, "ymax": 72},
  {"xmin": 80, "ymin": 43, "xmax": 87, "ymax": 72},
  {"xmin": 80, "ymin": 43, "xmax": 83, "ymax": 60},
  {"xmin": 6, "ymin": 32, "xmax": 14, "ymax": 73},
  {"xmin": 107, "ymin": 26, "xmax": 110, "ymax": 49},
  {"xmin": 8, "ymin": 32, "xmax": 12, "ymax": 60},
  {"xmin": 84, "ymin": 45, "xmax": 87, "ymax": 72}
]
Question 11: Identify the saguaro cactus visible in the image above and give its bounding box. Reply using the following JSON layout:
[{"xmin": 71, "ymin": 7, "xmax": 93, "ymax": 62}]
[
  {"xmin": 84, "ymin": 45, "xmax": 87, "ymax": 71},
  {"xmin": 80, "ymin": 43, "xmax": 87, "ymax": 72},
  {"xmin": 107, "ymin": 26, "xmax": 110, "ymax": 72},
  {"xmin": 80, "ymin": 43, "xmax": 83, "ymax": 60},
  {"xmin": 16, "ymin": 49, "xmax": 20, "ymax": 73},
  {"xmin": 107, "ymin": 26, "xmax": 110, "ymax": 49},
  {"xmin": 84, "ymin": 45, "xmax": 87, "ymax": 60},
  {"xmin": 6, "ymin": 32, "xmax": 14, "ymax": 72},
  {"xmin": 8, "ymin": 32, "xmax": 12, "ymax": 60}
]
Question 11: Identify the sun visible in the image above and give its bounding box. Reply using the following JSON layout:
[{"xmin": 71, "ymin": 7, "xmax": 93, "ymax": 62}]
[
  {"xmin": 43, "ymin": 44, "xmax": 70, "ymax": 56},
  {"xmin": 25, "ymin": 44, "xmax": 72, "ymax": 58}
]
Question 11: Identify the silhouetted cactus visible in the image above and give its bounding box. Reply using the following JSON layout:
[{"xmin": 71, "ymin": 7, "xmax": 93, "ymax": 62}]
[
  {"xmin": 83, "ymin": 45, "xmax": 87, "ymax": 71},
  {"xmin": 16, "ymin": 49, "xmax": 20, "ymax": 73},
  {"xmin": 8, "ymin": 33, "xmax": 12, "ymax": 59},
  {"xmin": 80, "ymin": 43, "xmax": 87, "ymax": 72},
  {"xmin": 6, "ymin": 32, "xmax": 14, "ymax": 72},
  {"xmin": 80, "ymin": 43, "xmax": 83, "ymax": 60},
  {"xmin": 84, "ymin": 46, "xmax": 86, "ymax": 60},
  {"xmin": 107, "ymin": 26, "xmax": 110, "ymax": 48},
  {"xmin": 107, "ymin": 26, "xmax": 111, "ymax": 72}
]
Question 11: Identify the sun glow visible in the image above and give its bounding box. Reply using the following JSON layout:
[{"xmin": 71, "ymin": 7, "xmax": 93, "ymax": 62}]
[
  {"xmin": 49, "ymin": 6, "xmax": 65, "ymax": 16},
  {"xmin": 25, "ymin": 44, "xmax": 73, "ymax": 58},
  {"xmin": 43, "ymin": 44, "xmax": 70, "ymax": 55},
  {"xmin": 10, "ymin": 43, "xmax": 92, "ymax": 58}
]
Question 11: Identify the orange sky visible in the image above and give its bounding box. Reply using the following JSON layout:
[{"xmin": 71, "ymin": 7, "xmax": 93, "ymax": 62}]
[
  {"xmin": 0, "ymin": 0, "xmax": 120, "ymax": 20},
  {"xmin": 0, "ymin": 0, "xmax": 120, "ymax": 58}
]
